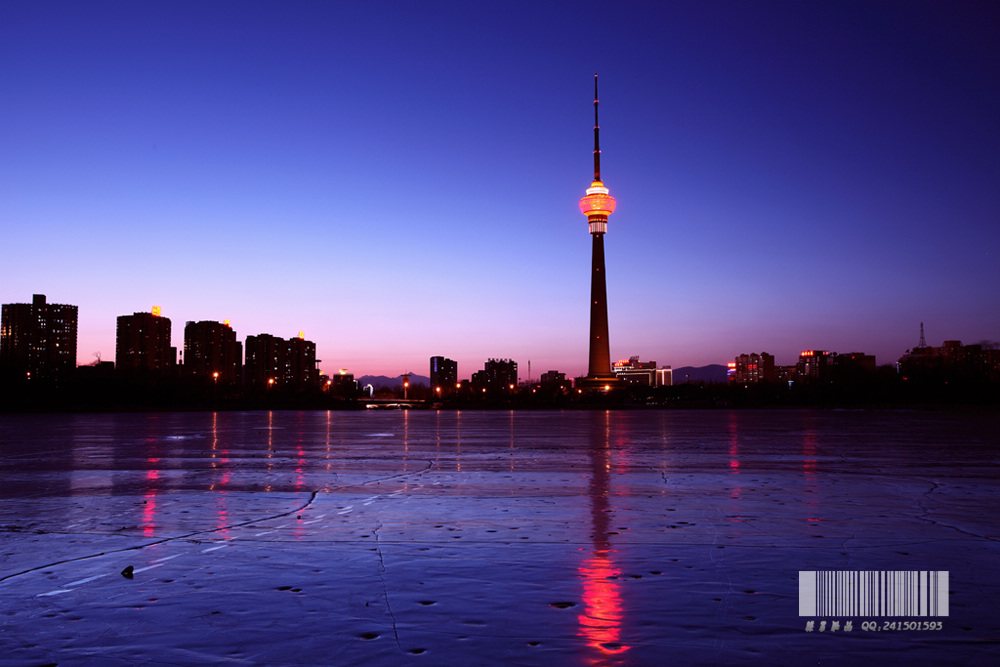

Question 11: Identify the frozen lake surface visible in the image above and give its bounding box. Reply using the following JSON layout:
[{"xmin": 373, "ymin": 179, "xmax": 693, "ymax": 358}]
[{"xmin": 1, "ymin": 409, "xmax": 998, "ymax": 665}]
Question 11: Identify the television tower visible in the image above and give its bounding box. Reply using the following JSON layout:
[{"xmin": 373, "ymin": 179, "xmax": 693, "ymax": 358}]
[{"xmin": 578, "ymin": 74, "xmax": 621, "ymax": 388}]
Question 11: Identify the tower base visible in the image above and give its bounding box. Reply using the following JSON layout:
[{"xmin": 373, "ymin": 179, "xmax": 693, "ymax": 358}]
[{"xmin": 574, "ymin": 376, "xmax": 624, "ymax": 392}]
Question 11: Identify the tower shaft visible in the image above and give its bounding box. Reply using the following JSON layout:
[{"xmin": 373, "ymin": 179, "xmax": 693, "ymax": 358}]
[{"xmin": 587, "ymin": 232, "xmax": 614, "ymax": 379}]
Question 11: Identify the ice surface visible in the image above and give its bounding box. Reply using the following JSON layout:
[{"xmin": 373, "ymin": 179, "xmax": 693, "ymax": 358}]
[{"xmin": 1, "ymin": 409, "xmax": 998, "ymax": 665}]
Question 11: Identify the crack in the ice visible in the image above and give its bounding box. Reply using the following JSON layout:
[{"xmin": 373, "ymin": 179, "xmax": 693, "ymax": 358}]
[
  {"xmin": 0, "ymin": 490, "xmax": 320, "ymax": 584},
  {"xmin": 358, "ymin": 459, "xmax": 435, "ymax": 488},
  {"xmin": 372, "ymin": 517, "xmax": 402, "ymax": 652},
  {"xmin": 912, "ymin": 478, "xmax": 999, "ymax": 543},
  {"xmin": 0, "ymin": 461, "xmax": 437, "ymax": 586}
]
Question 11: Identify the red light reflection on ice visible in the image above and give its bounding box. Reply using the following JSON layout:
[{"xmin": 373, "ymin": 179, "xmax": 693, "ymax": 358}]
[
  {"xmin": 142, "ymin": 491, "xmax": 156, "ymax": 536},
  {"xmin": 803, "ymin": 428, "xmax": 820, "ymax": 524},
  {"xmin": 143, "ymin": 455, "xmax": 161, "ymax": 535},
  {"xmin": 726, "ymin": 413, "xmax": 743, "ymax": 517},
  {"xmin": 578, "ymin": 551, "xmax": 629, "ymax": 657},
  {"xmin": 295, "ymin": 443, "xmax": 306, "ymax": 490},
  {"xmin": 577, "ymin": 411, "xmax": 632, "ymax": 661},
  {"xmin": 215, "ymin": 496, "xmax": 230, "ymax": 539}
]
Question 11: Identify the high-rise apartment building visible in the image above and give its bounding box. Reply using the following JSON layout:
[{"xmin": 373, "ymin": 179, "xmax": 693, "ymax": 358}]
[
  {"xmin": 0, "ymin": 294, "xmax": 78, "ymax": 382},
  {"xmin": 733, "ymin": 352, "xmax": 776, "ymax": 385},
  {"xmin": 430, "ymin": 356, "xmax": 458, "ymax": 394},
  {"xmin": 244, "ymin": 332, "xmax": 317, "ymax": 389},
  {"xmin": 796, "ymin": 350, "xmax": 833, "ymax": 381},
  {"xmin": 116, "ymin": 308, "xmax": 175, "ymax": 373},
  {"xmin": 287, "ymin": 335, "xmax": 317, "ymax": 388},
  {"xmin": 472, "ymin": 358, "xmax": 518, "ymax": 393},
  {"xmin": 183, "ymin": 320, "xmax": 242, "ymax": 384}
]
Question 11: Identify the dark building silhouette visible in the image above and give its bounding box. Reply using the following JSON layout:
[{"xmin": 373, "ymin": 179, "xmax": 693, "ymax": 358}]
[
  {"xmin": 183, "ymin": 320, "xmax": 242, "ymax": 384},
  {"xmin": 899, "ymin": 339, "xmax": 1000, "ymax": 383},
  {"xmin": 327, "ymin": 370, "xmax": 359, "ymax": 398},
  {"xmin": 733, "ymin": 352, "xmax": 776, "ymax": 384},
  {"xmin": 794, "ymin": 350, "xmax": 875, "ymax": 384},
  {"xmin": 245, "ymin": 332, "xmax": 317, "ymax": 390},
  {"xmin": 776, "ymin": 365, "xmax": 797, "ymax": 385},
  {"xmin": 538, "ymin": 370, "xmax": 572, "ymax": 394},
  {"xmin": 796, "ymin": 350, "xmax": 833, "ymax": 381},
  {"xmin": 116, "ymin": 307, "xmax": 175, "ymax": 373},
  {"xmin": 833, "ymin": 352, "xmax": 876, "ymax": 371},
  {"xmin": 577, "ymin": 75, "xmax": 622, "ymax": 390},
  {"xmin": 287, "ymin": 335, "xmax": 317, "ymax": 388},
  {"xmin": 540, "ymin": 370, "xmax": 567, "ymax": 386},
  {"xmin": 0, "ymin": 294, "xmax": 78, "ymax": 383},
  {"xmin": 472, "ymin": 358, "xmax": 518, "ymax": 393},
  {"xmin": 430, "ymin": 356, "xmax": 458, "ymax": 395},
  {"xmin": 244, "ymin": 333, "xmax": 284, "ymax": 388}
]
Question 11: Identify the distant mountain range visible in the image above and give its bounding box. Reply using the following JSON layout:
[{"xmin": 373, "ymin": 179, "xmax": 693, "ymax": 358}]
[
  {"xmin": 357, "ymin": 374, "xmax": 430, "ymax": 389},
  {"xmin": 671, "ymin": 365, "xmax": 729, "ymax": 384}
]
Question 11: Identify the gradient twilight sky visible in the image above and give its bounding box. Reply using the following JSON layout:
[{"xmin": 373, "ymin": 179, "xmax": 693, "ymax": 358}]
[{"xmin": 2, "ymin": 1, "xmax": 998, "ymax": 380}]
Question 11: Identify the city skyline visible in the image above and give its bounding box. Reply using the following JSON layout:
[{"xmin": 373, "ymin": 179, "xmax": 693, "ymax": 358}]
[
  {"xmin": 3, "ymin": 2, "xmax": 998, "ymax": 378},
  {"xmin": 5, "ymin": 294, "xmax": 993, "ymax": 387}
]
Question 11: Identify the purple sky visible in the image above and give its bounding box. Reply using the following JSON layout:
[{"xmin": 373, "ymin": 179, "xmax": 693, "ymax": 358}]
[{"xmin": 2, "ymin": 1, "xmax": 998, "ymax": 380}]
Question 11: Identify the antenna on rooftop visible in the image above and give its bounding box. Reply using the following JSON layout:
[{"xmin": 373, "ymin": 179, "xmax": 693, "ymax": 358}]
[{"xmin": 918, "ymin": 322, "xmax": 927, "ymax": 348}]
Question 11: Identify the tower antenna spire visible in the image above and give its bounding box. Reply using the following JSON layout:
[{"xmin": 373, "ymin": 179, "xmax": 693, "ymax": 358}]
[
  {"xmin": 918, "ymin": 322, "xmax": 927, "ymax": 348},
  {"xmin": 593, "ymin": 73, "xmax": 601, "ymax": 182}
]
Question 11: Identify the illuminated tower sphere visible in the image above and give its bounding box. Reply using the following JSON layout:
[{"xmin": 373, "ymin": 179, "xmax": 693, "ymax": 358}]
[{"xmin": 579, "ymin": 74, "xmax": 620, "ymax": 387}]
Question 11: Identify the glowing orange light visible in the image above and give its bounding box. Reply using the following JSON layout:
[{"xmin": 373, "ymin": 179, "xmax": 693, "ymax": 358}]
[
  {"xmin": 298, "ymin": 331, "xmax": 304, "ymax": 339},
  {"xmin": 224, "ymin": 320, "xmax": 231, "ymax": 327},
  {"xmin": 152, "ymin": 306, "xmax": 161, "ymax": 317},
  {"xmin": 579, "ymin": 181, "xmax": 616, "ymax": 217}
]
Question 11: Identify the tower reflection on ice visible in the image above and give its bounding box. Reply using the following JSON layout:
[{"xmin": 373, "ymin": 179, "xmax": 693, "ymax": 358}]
[{"xmin": 578, "ymin": 411, "xmax": 630, "ymax": 658}]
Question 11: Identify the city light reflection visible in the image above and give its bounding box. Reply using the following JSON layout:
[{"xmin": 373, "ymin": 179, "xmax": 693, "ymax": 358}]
[{"xmin": 803, "ymin": 422, "xmax": 820, "ymax": 524}]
